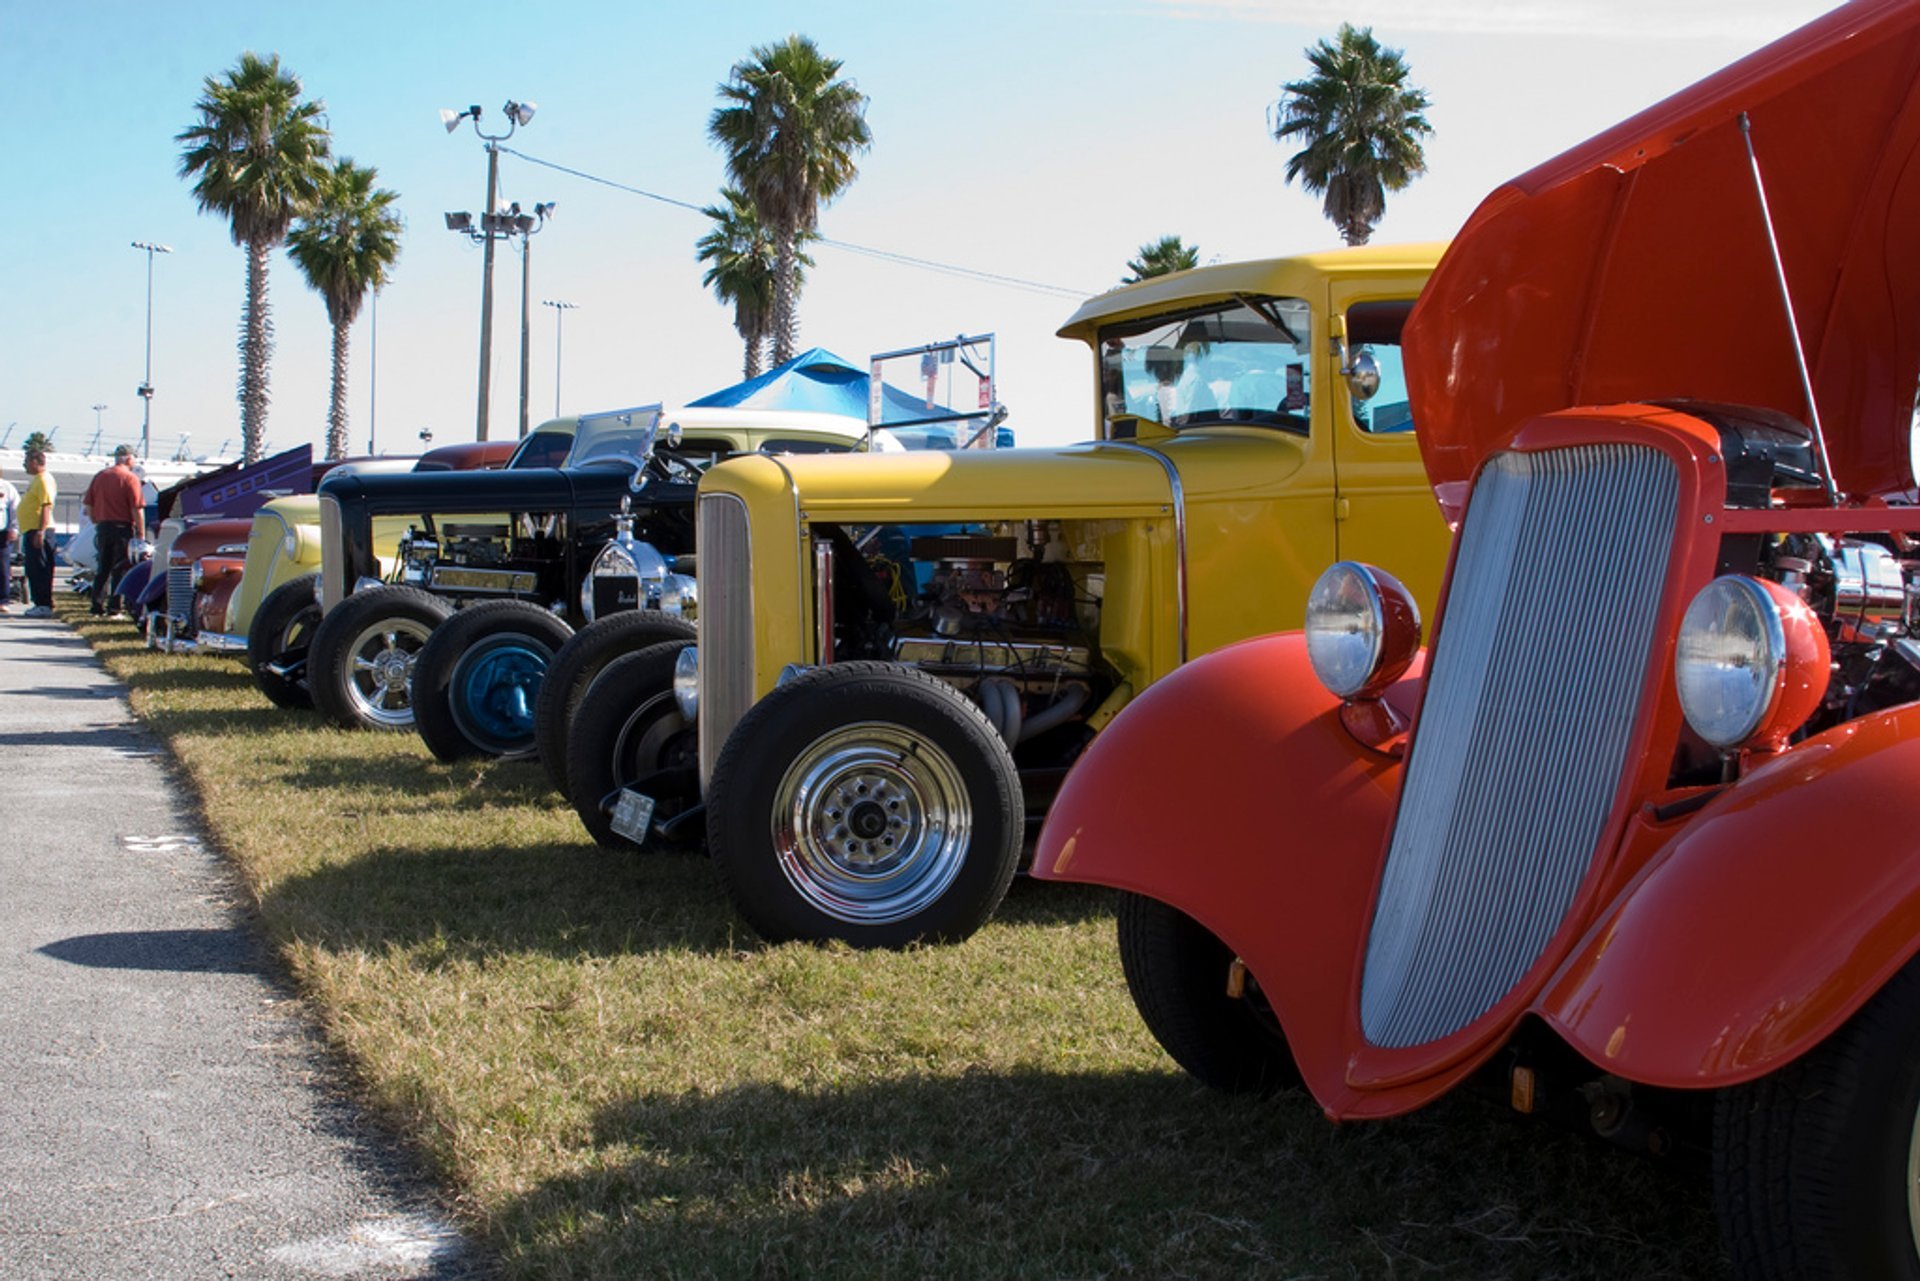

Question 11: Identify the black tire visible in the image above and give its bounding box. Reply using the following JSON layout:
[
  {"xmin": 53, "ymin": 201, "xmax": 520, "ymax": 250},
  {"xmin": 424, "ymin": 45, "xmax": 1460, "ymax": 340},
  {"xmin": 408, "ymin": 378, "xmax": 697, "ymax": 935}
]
[
  {"xmin": 533, "ymin": 609, "xmax": 696, "ymax": 795},
  {"xmin": 1713, "ymin": 953, "xmax": 1920, "ymax": 1280},
  {"xmin": 411, "ymin": 601, "xmax": 574, "ymax": 762},
  {"xmin": 706, "ymin": 661, "xmax": 1022, "ymax": 949},
  {"xmin": 1116, "ymin": 892, "xmax": 1301, "ymax": 1094},
  {"xmin": 307, "ymin": 585, "xmax": 454, "ymax": 731},
  {"xmin": 246, "ymin": 573, "xmax": 323, "ymax": 710},
  {"xmin": 564, "ymin": 641, "xmax": 699, "ymax": 849}
]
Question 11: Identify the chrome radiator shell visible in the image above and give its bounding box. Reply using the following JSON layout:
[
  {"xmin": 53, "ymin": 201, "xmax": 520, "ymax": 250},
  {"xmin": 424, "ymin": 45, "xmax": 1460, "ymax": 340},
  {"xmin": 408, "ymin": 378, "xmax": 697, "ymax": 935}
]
[
  {"xmin": 1359, "ymin": 443, "xmax": 1681, "ymax": 1050},
  {"xmin": 695, "ymin": 492, "xmax": 755, "ymax": 792}
]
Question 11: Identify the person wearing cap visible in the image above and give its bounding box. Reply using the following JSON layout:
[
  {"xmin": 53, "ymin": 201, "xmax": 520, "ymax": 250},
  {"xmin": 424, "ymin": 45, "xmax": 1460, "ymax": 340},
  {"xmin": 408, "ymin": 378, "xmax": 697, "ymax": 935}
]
[{"xmin": 83, "ymin": 445, "xmax": 145, "ymax": 618}]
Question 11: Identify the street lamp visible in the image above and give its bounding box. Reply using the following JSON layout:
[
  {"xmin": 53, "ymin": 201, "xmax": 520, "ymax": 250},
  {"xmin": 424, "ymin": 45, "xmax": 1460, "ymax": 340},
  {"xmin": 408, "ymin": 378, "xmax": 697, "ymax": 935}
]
[
  {"xmin": 440, "ymin": 98, "xmax": 537, "ymax": 442},
  {"xmin": 542, "ymin": 299, "xmax": 578, "ymax": 417},
  {"xmin": 131, "ymin": 240, "xmax": 172, "ymax": 459},
  {"xmin": 91, "ymin": 404, "xmax": 108, "ymax": 451},
  {"xmin": 511, "ymin": 202, "xmax": 555, "ymax": 437}
]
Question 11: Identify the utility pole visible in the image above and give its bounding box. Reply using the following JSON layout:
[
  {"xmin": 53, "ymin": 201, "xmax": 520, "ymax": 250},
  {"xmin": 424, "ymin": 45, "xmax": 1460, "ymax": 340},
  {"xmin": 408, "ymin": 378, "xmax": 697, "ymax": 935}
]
[{"xmin": 440, "ymin": 100, "xmax": 537, "ymax": 442}]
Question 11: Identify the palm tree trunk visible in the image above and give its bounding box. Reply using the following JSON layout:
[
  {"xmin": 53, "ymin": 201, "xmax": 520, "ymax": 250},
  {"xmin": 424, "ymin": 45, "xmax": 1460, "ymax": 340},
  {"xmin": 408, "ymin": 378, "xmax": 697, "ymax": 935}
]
[
  {"xmin": 239, "ymin": 237, "xmax": 275, "ymax": 463},
  {"xmin": 771, "ymin": 229, "xmax": 799, "ymax": 367},
  {"xmin": 326, "ymin": 317, "xmax": 351, "ymax": 460}
]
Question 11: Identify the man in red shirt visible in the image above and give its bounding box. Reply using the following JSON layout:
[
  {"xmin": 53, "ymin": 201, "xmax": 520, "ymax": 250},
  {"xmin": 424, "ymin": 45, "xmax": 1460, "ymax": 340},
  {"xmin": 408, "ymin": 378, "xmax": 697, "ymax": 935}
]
[{"xmin": 83, "ymin": 445, "xmax": 146, "ymax": 617}]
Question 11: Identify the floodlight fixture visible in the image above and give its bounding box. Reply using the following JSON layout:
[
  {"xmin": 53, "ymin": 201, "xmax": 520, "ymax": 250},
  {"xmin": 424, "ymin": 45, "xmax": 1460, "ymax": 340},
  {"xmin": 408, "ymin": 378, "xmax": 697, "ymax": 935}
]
[
  {"xmin": 506, "ymin": 99, "xmax": 537, "ymax": 126},
  {"xmin": 445, "ymin": 211, "xmax": 473, "ymax": 232}
]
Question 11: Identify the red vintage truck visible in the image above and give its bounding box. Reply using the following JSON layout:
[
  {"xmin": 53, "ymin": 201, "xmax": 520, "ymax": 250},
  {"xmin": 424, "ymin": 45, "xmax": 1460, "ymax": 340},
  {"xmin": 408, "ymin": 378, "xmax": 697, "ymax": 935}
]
[{"xmin": 1032, "ymin": 2, "xmax": 1920, "ymax": 1274}]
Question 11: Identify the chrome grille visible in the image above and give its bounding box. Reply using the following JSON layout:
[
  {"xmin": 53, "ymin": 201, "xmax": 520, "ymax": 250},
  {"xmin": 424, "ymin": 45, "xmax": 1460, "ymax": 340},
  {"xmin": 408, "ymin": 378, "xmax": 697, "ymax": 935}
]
[
  {"xmin": 166, "ymin": 564, "xmax": 194, "ymax": 623},
  {"xmin": 319, "ymin": 495, "xmax": 345, "ymax": 612},
  {"xmin": 695, "ymin": 493, "xmax": 754, "ymax": 791},
  {"xmin": 1360, "ymin": 444, "xmax": 1679, "ymax": 1049}
]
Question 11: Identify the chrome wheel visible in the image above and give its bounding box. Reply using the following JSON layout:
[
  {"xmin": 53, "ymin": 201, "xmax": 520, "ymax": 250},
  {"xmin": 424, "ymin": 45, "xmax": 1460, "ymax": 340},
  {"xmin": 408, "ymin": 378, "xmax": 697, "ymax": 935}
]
[
  {"xmin": 771, "ymin": 721, "xmax": 972, "ymax": 926},
  {"xmin": 343, "ymin": 618, "xmax": 434, "ymax": 728}
]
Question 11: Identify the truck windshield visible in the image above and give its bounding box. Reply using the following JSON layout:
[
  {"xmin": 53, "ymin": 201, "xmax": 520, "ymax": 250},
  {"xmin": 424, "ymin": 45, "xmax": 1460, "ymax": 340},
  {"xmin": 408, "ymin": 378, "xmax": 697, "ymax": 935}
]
[
  {"xmin": 569, "ymin": 409, "xmax": 663, "ymax": 470},
  {"xmin": 1098, "ymin": 296, "xmax": 1314, "ymax": 433}
]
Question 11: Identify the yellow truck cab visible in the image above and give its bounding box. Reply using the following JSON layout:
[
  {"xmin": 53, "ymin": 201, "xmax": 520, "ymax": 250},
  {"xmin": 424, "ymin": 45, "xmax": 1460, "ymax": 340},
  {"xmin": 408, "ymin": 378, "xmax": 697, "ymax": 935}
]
[{"xmin": 660, "ymin": 244, "xmax": 1451, "ymax": 947}]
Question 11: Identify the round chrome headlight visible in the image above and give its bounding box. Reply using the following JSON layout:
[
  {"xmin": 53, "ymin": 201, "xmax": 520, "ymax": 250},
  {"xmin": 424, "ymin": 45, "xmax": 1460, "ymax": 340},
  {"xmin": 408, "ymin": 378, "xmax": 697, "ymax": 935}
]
[
  {"xmin": 1304, "ymin": 561, "xmax": 1421, "ymax": 700},
  {"xmin": 672, "ymin": 644, "xmax": 699, "ymax": 721},
  {"xmin": 659, "ymin": 572, "xmax": 698, "ymax": 618},
  {"xmin": 1675, "ymin": 575, "xmax": 1828, "ymax": 752},
  {"xmin": 579, "ymin": 537, "xmax": 669, "ymax": 621}
]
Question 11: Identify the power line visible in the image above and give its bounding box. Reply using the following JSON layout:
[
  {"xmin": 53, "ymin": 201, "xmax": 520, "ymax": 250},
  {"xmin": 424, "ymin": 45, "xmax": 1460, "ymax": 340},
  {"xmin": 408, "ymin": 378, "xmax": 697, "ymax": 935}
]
[{"xmin": 499, "ymin": 147, "xmax": 1091, "ymax": 300}]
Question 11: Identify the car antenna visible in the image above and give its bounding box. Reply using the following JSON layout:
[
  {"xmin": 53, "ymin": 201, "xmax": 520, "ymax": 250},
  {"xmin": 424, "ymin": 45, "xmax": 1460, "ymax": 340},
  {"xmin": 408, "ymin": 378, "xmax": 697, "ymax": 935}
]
[{"xmin": 1738, "ymin": 111, "xmax": 1839, "ymax": 504}]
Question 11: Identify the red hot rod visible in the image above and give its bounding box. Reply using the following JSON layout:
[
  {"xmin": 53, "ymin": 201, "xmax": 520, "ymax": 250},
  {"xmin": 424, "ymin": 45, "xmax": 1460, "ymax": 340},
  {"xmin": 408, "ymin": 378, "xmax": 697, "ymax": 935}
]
[{"xmin": 1033, "ymin": 2, "xmax": 1920, "ymax": 1275}]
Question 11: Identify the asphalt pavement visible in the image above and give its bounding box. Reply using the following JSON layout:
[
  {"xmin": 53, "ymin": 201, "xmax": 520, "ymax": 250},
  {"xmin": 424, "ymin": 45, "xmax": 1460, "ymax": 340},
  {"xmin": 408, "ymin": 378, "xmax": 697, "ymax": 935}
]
[{"xmin": 0, "ymin": 600, "xmax": 481, "ymax": 1279}]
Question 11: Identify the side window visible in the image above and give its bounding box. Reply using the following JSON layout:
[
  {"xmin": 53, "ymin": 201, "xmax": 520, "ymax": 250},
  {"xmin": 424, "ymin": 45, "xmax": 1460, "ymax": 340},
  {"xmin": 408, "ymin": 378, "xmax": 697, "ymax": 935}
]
[{"xmin": 1345, "ymin": 299, "xmax": 1416, "ymax": 435}]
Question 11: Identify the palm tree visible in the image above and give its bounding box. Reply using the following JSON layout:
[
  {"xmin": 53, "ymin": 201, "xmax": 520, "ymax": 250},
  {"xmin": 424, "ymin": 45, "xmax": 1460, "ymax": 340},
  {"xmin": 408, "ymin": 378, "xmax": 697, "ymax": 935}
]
[
  {"xmin": 177, "ymin": 52, "xmax": 331, "ymax": 463},
  {"xmin": 288, "ymin": 159, "xmax": 403, "ymax": 460},
  {"xmin": 696, "ymin": 188, "xmax": 815, "ymax": 378},
  {"xmin": 1271, "ymin": 24, "xmax": 1431, "ymax": 246},
  {"xmin": 1123, "ymin": 235, "xmax": 1201, "ymax": 283},
  {"xmin": 708, "ymin": 35, "xmax": 871, "ymax": 366}
]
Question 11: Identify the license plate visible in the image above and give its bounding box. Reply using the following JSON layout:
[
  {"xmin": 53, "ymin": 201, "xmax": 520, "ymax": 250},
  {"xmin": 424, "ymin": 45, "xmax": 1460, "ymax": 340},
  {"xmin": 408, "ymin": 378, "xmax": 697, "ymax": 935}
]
[{"xmin": 610, "ymin": 789, "xmax": 656, "ymax": 845}]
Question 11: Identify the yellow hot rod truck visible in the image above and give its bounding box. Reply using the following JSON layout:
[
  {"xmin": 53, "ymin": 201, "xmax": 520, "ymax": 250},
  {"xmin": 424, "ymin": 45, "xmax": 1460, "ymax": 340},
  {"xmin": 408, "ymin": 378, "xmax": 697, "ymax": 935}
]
[{"xmin": 616, "ymin": 243, "xmax": 1451, "ymax": 946}]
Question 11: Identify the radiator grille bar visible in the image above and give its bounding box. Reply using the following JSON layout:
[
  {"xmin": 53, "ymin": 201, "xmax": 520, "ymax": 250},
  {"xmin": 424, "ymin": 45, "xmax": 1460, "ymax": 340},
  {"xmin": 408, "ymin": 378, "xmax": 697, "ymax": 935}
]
[{"xmin": 1360, "ymin": 444, "xmax": 1679, "ymax": 1049}]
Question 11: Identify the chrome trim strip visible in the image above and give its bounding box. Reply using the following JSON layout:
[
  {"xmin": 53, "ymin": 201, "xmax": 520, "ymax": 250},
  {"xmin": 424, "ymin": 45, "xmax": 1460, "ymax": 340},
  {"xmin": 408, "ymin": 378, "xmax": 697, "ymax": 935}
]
[
  {"xmin": 1092, "ymin": 441, "xmax": 1188, "ymax": 663},
  {"xmin": 1359, "ymin": 443, "xmax": 1680, "ymax": 1049},
  {"xmin": 813, "ymin": 537, "xmax": 835, "ymax": 664}
]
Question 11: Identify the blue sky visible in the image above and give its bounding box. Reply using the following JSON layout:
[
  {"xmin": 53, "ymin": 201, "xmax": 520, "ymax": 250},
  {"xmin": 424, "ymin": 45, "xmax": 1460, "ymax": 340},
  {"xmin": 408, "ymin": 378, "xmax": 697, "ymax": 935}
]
[{"xmin": 3, "ymin": 0, "xmax": 1835, "ymax": 459}]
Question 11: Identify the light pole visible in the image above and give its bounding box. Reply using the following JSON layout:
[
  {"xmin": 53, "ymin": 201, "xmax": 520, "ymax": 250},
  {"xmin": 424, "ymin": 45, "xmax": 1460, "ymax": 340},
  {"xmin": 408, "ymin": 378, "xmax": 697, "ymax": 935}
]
[
  {"xmin": 91, "ymin": 404, "xmax": 108, "ymax": 450},
  {"xmin": 368, "ymin": 290, "xmax": 379, "ymax": 455},
  {"xmin": 542, "ymin": 299, "xmax": 578, "ymax": 417},
  {"xmin": 511, "ymin": 202, "xmax": 555, "ymax": 437},
  {"xmin": 440, "ymin": 98, "xmax": 537, "ymax": 442},
  {"xmin": 131, "ymin": 240, "xmax": 172, "ymax": 459}
]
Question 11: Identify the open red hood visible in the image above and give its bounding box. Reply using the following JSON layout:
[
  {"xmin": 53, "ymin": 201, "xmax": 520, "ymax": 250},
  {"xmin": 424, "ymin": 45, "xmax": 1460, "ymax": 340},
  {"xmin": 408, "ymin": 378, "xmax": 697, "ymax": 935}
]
[{"xmin": 1405, "ymin": 0, "xmax": 1920, "ymax": 522}]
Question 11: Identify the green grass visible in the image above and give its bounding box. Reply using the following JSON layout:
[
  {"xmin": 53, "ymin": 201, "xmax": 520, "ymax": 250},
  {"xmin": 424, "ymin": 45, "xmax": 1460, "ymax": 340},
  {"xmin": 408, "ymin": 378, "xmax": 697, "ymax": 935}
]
[{"xmin": 66, "ymin": 605, "xmax": 1731, "ymax": 1279}]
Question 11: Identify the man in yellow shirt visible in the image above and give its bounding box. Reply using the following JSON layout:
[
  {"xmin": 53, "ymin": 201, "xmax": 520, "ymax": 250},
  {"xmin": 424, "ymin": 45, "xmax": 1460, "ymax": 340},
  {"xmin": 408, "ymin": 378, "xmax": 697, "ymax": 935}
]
[{"xmin": 19, "ymin": 449, "xmax": 56, "ymax": 617}]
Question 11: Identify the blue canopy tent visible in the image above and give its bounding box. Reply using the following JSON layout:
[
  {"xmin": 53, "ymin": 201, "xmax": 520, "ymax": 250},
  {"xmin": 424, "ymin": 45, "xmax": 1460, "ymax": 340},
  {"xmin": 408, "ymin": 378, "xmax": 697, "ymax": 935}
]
[{"xmin": 687, "ymin": 347, "xmax": 968, "ymax": 426}]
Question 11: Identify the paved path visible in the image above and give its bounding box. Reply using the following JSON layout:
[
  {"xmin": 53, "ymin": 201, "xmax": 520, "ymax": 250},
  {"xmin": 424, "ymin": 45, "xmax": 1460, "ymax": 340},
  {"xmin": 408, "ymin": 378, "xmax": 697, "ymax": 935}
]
[{"xmin": 0, "ymin": 607, "xmax": 479, "ymax": 1280}]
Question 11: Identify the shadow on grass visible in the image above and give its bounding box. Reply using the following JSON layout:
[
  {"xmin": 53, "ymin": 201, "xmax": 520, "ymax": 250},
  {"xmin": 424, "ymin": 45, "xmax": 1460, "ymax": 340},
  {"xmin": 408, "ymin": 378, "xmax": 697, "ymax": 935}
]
[
  {"xmin": 260, "ymin": 838, "xmax": 740, "ymax": 960},
  {"xmin": 491, "ymin": 1070, "xmax": 1726, "ymax": 1281},
  {"xmin": 261, "ymin": 836, "xmax": 1117, "ymax": 964}
]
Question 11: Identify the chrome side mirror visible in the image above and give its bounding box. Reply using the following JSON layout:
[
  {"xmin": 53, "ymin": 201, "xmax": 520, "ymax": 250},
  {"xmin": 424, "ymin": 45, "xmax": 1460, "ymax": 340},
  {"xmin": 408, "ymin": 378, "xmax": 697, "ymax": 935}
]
[
  {"xmin": 665, "ymin": 420, "xmax": 683, "ymax": 448},
  {"xmin": 1344, "ymin": 347, "xmax": 1381, "ymax": 403}
]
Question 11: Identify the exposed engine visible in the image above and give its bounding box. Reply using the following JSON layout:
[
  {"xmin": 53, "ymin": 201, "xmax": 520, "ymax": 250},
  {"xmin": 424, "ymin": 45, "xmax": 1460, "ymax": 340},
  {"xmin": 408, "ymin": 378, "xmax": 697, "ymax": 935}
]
[
  {"xmin": 1669, "ymin": 403, "xmax": 1920, "ymax": 782},
  {"xmin": 396, "ymin": 514, "xmax": 568, "ymax": 601},
  {"xmin": 824, "ymin": 520, "xmax": 1107, "ymax": 760},
  {"xmin": 1750, "ymin": 531, "xmax": 1920, "ymax": 729}
]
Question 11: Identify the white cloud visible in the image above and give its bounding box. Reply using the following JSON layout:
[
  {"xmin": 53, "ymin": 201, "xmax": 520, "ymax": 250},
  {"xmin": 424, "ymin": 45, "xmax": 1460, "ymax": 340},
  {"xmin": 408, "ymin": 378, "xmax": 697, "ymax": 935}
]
[{"xmin": 1146, "ymin": 0, "xmax": 1833, "ymax": 43}]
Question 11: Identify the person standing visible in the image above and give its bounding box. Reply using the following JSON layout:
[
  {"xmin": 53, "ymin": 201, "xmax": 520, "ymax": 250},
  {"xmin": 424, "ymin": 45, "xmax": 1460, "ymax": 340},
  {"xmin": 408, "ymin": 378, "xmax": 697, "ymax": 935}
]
[
  {"xmin": 19, "ymin": 450, "xmax": 56, "ymax": 618},
  {"xmin": 0, "ymin": 464, "xmax": 18, "ymax": 613},
  {"xmin": 83, "ymin": 445, "xmax": 146, "ymax": 617}
]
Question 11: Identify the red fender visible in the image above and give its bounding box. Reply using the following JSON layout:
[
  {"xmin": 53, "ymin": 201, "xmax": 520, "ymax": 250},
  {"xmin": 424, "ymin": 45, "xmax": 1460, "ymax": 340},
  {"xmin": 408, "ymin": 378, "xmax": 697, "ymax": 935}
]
[
  {"xmin": 1035, "ymin": 632, "xmax": 1421, "ymax": 1111},
  {"xmin": 1539, "ymin": 702, "xmax": 1920, "ymax": 1088}
]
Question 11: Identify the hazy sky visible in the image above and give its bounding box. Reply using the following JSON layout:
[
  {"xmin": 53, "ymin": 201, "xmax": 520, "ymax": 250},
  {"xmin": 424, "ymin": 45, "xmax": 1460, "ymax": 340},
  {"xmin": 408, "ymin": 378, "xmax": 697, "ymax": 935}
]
[{"xmin": 3, "ymin": 0, "xmax": 1837, "ymax": 460}]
